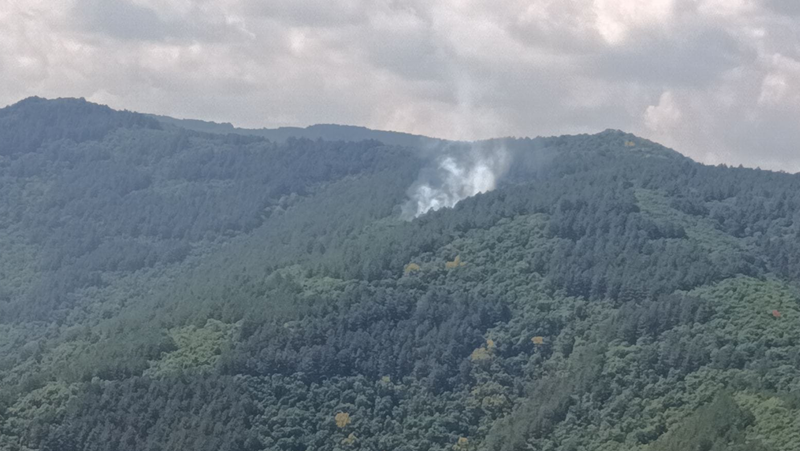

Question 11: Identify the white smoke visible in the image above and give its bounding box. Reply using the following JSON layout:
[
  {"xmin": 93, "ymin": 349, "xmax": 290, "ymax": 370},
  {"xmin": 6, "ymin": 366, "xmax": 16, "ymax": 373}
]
[{"xmin": 401, "ymin": 145, "xmax": 510, "ymax": 219}]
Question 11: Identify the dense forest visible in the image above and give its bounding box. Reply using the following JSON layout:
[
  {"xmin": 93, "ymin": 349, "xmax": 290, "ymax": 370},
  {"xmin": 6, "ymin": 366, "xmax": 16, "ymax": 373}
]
[{"xmin": 1, "ymin": 96, "xmax": 800, "ymax": 451}]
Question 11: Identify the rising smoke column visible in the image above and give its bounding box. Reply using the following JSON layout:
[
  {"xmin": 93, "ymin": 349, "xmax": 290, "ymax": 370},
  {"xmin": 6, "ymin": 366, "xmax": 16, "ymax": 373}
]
[{"xmin": 401, "ymin": 144, "xmax": 510, "ymax": 219}]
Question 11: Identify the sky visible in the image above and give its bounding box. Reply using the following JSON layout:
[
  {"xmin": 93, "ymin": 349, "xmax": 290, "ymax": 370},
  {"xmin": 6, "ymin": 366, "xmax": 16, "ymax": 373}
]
[{"xmin": 1, "ymin": 0, "xmax": 800, "ymax": 171}]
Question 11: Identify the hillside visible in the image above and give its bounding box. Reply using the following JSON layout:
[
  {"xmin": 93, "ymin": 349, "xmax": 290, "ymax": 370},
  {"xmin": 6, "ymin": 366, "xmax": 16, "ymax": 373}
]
[
  {"xmin": 149, "ymin": 114, "xmax": 445, "ymax": 149},
  {"xmin": 1, "ymin": 97, "xmax": 800, "ymax": 451}
]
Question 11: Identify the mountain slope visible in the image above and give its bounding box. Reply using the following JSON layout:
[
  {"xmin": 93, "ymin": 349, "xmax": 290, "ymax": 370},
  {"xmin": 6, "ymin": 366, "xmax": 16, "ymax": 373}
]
[
  {"xmin": 149, "ymin": 113, "xmax": 446, "ymax": 148},
  {"xmin": 1, "ymin": 98, "xmax": 799, "ymax": 451}
]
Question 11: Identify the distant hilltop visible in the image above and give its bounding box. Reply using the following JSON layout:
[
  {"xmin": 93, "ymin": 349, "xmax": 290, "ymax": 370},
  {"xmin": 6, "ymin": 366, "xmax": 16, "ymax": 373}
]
[{"xmin": 148, "ymin": 113, "xmax": 447, "ymax": 148}]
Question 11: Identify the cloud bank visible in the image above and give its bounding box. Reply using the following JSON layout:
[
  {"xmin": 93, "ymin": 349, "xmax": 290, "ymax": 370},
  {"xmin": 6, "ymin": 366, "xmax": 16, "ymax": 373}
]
[{"xmin": 2, "ymin": 0, "xmax": 800, "ymax": 171}]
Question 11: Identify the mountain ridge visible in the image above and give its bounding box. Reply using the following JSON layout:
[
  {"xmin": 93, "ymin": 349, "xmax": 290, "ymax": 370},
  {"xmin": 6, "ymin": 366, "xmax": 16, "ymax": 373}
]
[
  {"xmin": 3, "ymin": 97, "xmax": 687, "ymax": 165},
  {"xmin": 1, "ymin": 95, "xmax": 799, "ymax": 451}
]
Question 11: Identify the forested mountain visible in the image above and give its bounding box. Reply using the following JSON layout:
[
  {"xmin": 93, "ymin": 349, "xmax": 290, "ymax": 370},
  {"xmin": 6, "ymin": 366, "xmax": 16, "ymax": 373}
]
[
  {"xmin": 1, "ymin": 96, "xmax": 800, "ymax": 451},
  {"xmin": 149, "ymin": 114, "xmax": 444, "ymax": 149}
]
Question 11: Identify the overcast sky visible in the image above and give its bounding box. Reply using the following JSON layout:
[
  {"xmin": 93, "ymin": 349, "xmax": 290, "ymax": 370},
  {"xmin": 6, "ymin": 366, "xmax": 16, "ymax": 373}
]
[{"xmin": 2, "ymin": 0, "xmax": 799, "ymax": 171}]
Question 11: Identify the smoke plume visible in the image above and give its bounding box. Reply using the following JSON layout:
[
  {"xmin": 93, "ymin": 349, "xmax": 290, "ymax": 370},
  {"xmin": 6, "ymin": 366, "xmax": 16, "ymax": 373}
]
[{"xmin": 401, "ymin": 144, "xmax": 510, "ymax": 219}]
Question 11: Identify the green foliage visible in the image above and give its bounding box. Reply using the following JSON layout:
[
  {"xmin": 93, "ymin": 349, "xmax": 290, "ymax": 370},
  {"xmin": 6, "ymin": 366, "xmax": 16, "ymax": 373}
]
[
  {"xmin": 2, "ymin": 98, "xmax": 800, "ymax": 450},
  {"xmin": 647, "ymin": 393, "xmax": 769, "ymax": 451},
  {"xmin": 144, "ymin": 319, "xmax": 236, "ymax": 377}
]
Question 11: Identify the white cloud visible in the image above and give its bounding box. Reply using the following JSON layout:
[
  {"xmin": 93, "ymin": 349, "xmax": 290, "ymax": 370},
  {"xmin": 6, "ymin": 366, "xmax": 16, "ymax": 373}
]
[
  {"xmin": 1, "ymin": 0, "xmax": 800, "ymax": 171},
  {"xmin": 593, "ymin": 0, "xmax": 675, "ymax": 45},
  {"xmin": 758, "ymin": 53, "xmax": 800, "ymax": 106}
]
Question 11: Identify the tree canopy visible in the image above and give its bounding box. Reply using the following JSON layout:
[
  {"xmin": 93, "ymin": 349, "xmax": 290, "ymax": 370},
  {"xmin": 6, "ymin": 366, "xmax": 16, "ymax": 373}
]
[{"xmin": 1, "ymin": 97, "xmax": 799, "ymax": 451}]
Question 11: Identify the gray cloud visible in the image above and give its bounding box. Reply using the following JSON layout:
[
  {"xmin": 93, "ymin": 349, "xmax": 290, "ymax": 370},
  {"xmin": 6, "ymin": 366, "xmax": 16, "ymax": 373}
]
[
  {"xmin": 1, "ymin": 0, "xmax": 800, "ymax": 171},
  {"xmin": 763, "ymin": 0, "xmax": 800, "ymax": 18},
  {"xmin": 74, "ymin": 0, "xmax": 173, "ymax": 41},
  {"xmin": 589, "ymin": 27, "xmax": 746, "ymax": 87}
]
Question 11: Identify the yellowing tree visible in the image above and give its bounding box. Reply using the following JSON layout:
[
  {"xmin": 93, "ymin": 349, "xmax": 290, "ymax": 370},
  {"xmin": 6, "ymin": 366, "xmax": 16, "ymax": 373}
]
[
  {"xmin": 470, "ymin": 346, "xmax": 491, "ymax": 361},
  {"xmin": 446, "ymin": 255, "xmax": 464, "ymax": 269},
  {"xmin": 341, "ymin": 433, "xmax": 357, "ymax": 445},
  {"xmin": 404, "ymin": 263, "xmax": 421, "ymax": 274},
  {"xmin": 453, "ymin": 436, "xmax": 469, "ymax": 450},
  {"xmin": 335, "ymin": 412, "xmax": 351, "ymax": 428}
]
